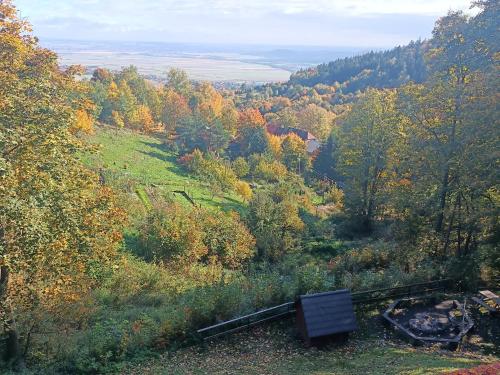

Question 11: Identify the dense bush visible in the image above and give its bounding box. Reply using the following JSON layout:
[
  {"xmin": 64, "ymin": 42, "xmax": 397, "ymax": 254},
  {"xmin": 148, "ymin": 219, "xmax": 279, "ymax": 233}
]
[
  {"xmin": 248, "ymin": 154, "xmax": 288, "ymax": 182},
  {"xmin": 246, "ymin": 191, "xmax": 304, "ymax": 260},
  {"xmin": 137, "ymin": 203, "xmax": 255, "ymax": 269},
  {"xmin": 179, "ymin": 150, "xmax": 238, "ymax": 194}
]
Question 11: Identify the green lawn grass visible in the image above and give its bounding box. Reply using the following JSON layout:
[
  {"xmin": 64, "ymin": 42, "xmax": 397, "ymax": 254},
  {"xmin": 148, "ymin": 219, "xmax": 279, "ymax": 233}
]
[
  {"xmin": 82, "ymin": 126, "xmax": 245, "ymax": 212},
  {"xmin": 124, "ymin": 325, "xmax": 497, "ymax": 375}
]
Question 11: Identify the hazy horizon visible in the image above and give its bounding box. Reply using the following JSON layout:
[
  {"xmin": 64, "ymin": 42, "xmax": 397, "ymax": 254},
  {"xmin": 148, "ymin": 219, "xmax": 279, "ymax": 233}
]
[
  {"xmin": 42, "ymin": 39, "xmax": 370, "ymax": 83},
  {"xmin": 16, "ymin": 0, "xmax": 478, "ymax": 48}
]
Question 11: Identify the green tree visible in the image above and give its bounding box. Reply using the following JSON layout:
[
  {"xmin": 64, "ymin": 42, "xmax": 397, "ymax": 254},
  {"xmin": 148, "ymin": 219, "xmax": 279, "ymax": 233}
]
[
  {"xmin": 281, "ymin": 133, "xmax": 310, "ymax": 173},
  {"xmin": 232, "ymin": 157, "xmax": 249, "ymax": 178},
  {"xmin": 237, "ymin": 126, "xmax": 270, "ymax": 157},
  {"xmin": 165, "ymin": 68, "xmax": 192, "ymax": 97},
  {"xmin": 246, "ymin": 192, "xmax": 304, "ymax": 261},
  {"xmin": 176, "ymin": 115, "xmax": 230, "ymax": 154},
  {"xmin": 338, "ymin": 89, "xmax": 403, "ymax": 232}
]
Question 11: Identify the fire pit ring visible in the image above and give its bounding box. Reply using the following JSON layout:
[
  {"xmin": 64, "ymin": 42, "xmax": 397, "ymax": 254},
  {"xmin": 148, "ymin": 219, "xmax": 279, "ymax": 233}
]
[{"xmin": 383, "ymin": 298, "xmax": 473, "ymax": 349}]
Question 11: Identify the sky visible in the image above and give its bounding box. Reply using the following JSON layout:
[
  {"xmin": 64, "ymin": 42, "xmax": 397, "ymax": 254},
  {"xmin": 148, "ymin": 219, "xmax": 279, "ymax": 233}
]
[{"xmin": 15, "ymin": 0, "xmax": 477, "ymax": 47}]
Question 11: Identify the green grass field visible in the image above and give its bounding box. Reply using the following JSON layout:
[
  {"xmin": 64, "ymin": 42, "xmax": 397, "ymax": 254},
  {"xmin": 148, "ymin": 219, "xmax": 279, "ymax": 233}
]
[
  {"xmin": 124, "ymin": 325, "xmax": 497, "ymax": 375},
  {"xmin": 82, "ymin": 126, "xmax": 244, "ymax": 212}
]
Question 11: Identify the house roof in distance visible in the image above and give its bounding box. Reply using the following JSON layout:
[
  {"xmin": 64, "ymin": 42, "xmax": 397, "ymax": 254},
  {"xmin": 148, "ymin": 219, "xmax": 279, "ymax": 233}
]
[
  {"xmin": 266, "ymin": 124, "xmax": 317, "ymax": 142},
  {"xmin": 298, "ymin": 289, "xmax": 357, "ymax": 338}
]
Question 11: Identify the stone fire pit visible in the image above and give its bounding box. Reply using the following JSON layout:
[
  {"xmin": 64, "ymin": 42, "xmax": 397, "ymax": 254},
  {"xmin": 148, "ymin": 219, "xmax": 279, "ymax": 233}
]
[{"xmin": 383, "ymin": 298, "xmax": 474, "ymax": 348}]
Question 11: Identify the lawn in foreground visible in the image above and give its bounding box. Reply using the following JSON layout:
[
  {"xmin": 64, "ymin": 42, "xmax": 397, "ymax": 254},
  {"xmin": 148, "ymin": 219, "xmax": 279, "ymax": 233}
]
[{"xmin": 124, "ymin": 324, "xmax": 497, "ymax": 375}]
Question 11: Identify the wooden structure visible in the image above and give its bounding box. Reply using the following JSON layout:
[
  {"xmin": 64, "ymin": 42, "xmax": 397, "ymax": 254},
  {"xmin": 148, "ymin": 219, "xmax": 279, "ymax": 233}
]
[
  {"xmin": 471, "ymin": 290, "xmax": 499, "ymax": 315},
  {"xmin": 196, "ymin": 279, "xmax": 451, "ymax": 341},
  {"xmin": 295, "ymin": 289, "xmax": 357, "ymax": 346},
  {"xmin": 266, "ymin": 124, "xmax": 321, "ymax": 154}
]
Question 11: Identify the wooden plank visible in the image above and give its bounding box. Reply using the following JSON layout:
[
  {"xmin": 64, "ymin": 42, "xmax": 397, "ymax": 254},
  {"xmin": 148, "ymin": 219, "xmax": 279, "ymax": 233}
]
[
  {"xmin": 479, "ymin": 290, "xmax": 498, "ymax": 299},
  {"xmin": 197, "ymin": 302, "xmax": 294, "ymax": 333},
  {"xmin": 472, "ymin": 296, "xmax": 499, "ymax": 312},
  {"xmin": 201, "ymin": 310, "xmax": 295, "ymax": 340}
]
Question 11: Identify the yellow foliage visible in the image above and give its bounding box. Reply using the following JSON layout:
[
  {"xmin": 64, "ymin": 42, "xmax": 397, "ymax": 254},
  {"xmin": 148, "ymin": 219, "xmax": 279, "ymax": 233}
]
[
  {"xmin": 72, "ymin": 109, "xmax": 94, "ymax": 134},
  {"xmin": 111, "ymin": 110, "xmax": 125, "ymax": 128},
  {"xmin": 235, "ymin": 180, "xmax": 253, "ymax": 201},
  {"xmin": 0, "ymin": 3, "xmax": 127, "ymax": 358},
  {"xmin": 107, "ymin": 81, "xmax": 119, "ymax": 100},
  {"xmin": 267, "ymin": 134, "xmax": 282, "ymax": 158},
  {"xmin": 196, "ymin": 82, "xmax": 223, "ymax": 123},
  {"xmin": 130, "ymin": 105, "xmax": 155, "ymax": 132}
]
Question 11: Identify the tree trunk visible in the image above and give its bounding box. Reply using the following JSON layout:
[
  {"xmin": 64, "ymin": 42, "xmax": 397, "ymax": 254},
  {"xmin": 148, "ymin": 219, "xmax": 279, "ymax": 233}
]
[
  {"xmin": 435, "ymin": 165, "xmax": 449, "ymax": 233},
  {"xmin": 442, "ymin": 199, "xmax": 457, "ymax": 257},
  {"xmin": 0, "ymin": 265, "xmax": 25, "ymax": 370},
  {"xmin": 456, "ymin": 194, "xmax": 462, "ymax": 256}
]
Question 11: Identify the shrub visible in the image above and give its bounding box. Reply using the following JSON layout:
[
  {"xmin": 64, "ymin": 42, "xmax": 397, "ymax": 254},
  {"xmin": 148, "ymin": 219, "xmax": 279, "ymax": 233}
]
[
  {"xmin": 179, "ymin": 151, "xmax": 237, "ymax": 194},
  {"xmin": 246, "ymin": 192, "xmax": 304, "ymax": 261},
  {"xmin": 249, "ymin": 154, "xmax": 287, "ymax": 182},
  {"xmin": 138, "ymin": 204, "xmax": 255, "ymax": 269},
  {"xmin": 235, "ymin": 180, "xmax": 252, "ymax": 201},
  {"xmin": 324, "ymin": 185, "xmax": 344, "ymax": 206},
  {"xmin": 232, "ymin": 157, "xmax": 249, "ymax": 178}
]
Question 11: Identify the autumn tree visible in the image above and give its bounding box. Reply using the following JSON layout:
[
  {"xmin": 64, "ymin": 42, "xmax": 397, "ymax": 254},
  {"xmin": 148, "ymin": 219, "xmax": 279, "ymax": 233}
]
[
  {"xmin": 397, "ymin": 7, "xmax": 499, "ymax": 257},
  {"xmin": 235, "ymin": 180, "xmax": 253, "ymax": 201},
  {"xmin": 281, "ymin": 133, "xmax": 310, "ymax": 173},
  {"xmin": 193, "ymin": 81, "xmax": 224, "ymax": 124},
  {"xmin": 139, "ymin": 204, "xmax": 254, "ymax": 269},
  {"xmin": 296, "ymin": 103, "xmax": 335, "ymax": 141},
  {"xmin": 246, "ymin": 192, "xmax": 304, "ymax": 261},
  {"xmin": 338, "ymin": 89, "xmax": 403, "ymax": 232},
  {"xmin": 162, "ymin": 88, "xmax": 191, "ymax": 136},
  {"xmin": 238, "ymin": 108, "xmax": 266, "ymax": 129},
  {"xmin": 130, "ymin": 104, "xmax": 155, "ymax": 132},
  {"xmin": 72, "ymin": 108, "xmax": 94, "ymax": 134},
  {"xmin": 0, "ymin": 2, "xmax": 125, "ymax": 367}
]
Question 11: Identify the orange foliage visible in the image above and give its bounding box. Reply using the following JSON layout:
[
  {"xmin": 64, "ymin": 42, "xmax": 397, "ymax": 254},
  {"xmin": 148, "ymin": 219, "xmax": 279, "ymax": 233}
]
[
  {"xmin": 238, "ymin": 108, "xmax": 265, "ymax": 128},
  {"xmin": 196, "ymin": 82, "xmax": 223, "ymax": 123},
  {"xmin": 162, "ymin": 88, "xmax": 191, "ymax": 133},
  {"xmin": 131, "ymin": 105, "xmax": 155, "ymax": 132}
]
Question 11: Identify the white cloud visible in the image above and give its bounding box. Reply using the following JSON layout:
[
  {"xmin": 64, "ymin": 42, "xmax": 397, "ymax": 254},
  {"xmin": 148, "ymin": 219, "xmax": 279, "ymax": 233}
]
[{"xmin": 14, "ymin": 0, "xmax": 478, "ymax": 46}]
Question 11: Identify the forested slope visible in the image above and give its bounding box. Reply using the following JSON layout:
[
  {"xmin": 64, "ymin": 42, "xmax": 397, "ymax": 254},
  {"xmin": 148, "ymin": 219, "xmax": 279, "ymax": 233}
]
[{"xmin": 289, "ymin": 40, "xmax": 428, "ymax": 93}]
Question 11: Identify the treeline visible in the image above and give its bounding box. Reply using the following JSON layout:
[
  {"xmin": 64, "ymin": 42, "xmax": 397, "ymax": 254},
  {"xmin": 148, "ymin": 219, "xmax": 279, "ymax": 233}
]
[
  {"xmin": 235, "ymin": 41, "xmax": 428, "ymax": 115},
  {"xmin": 290, "ymin": 40, "xmax": 428, "ymax": 92}
]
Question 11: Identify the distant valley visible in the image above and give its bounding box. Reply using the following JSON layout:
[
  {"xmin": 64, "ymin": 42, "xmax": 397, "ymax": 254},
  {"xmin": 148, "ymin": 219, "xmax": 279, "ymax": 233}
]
[{"xmin": 42, "ymin": 39, "xmax": 366, "ymax": 83}]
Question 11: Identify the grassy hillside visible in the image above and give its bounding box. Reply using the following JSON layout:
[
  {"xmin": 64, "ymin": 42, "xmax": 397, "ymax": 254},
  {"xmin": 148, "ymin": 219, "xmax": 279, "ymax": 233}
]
[
  {"xmin": 125, "ymin": 324, "xmax": 497, "ymax": 375},
  {"xmin": 82, "ymin": 126, "xmax": 244, "ymax": 212}
]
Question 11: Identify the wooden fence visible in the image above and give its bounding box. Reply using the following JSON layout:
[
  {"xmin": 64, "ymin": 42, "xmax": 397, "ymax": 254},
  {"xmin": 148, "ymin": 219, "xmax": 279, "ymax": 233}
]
[{"xmin": 197, "ymin": 279, "xmax": 454, "ymax": 340}]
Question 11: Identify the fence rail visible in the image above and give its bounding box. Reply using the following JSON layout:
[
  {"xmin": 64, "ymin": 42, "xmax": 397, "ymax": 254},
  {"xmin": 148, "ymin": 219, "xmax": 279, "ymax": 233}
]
[{"xmin": 197, "ymin": 279, "xmax": 453, "ymax": 340}]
